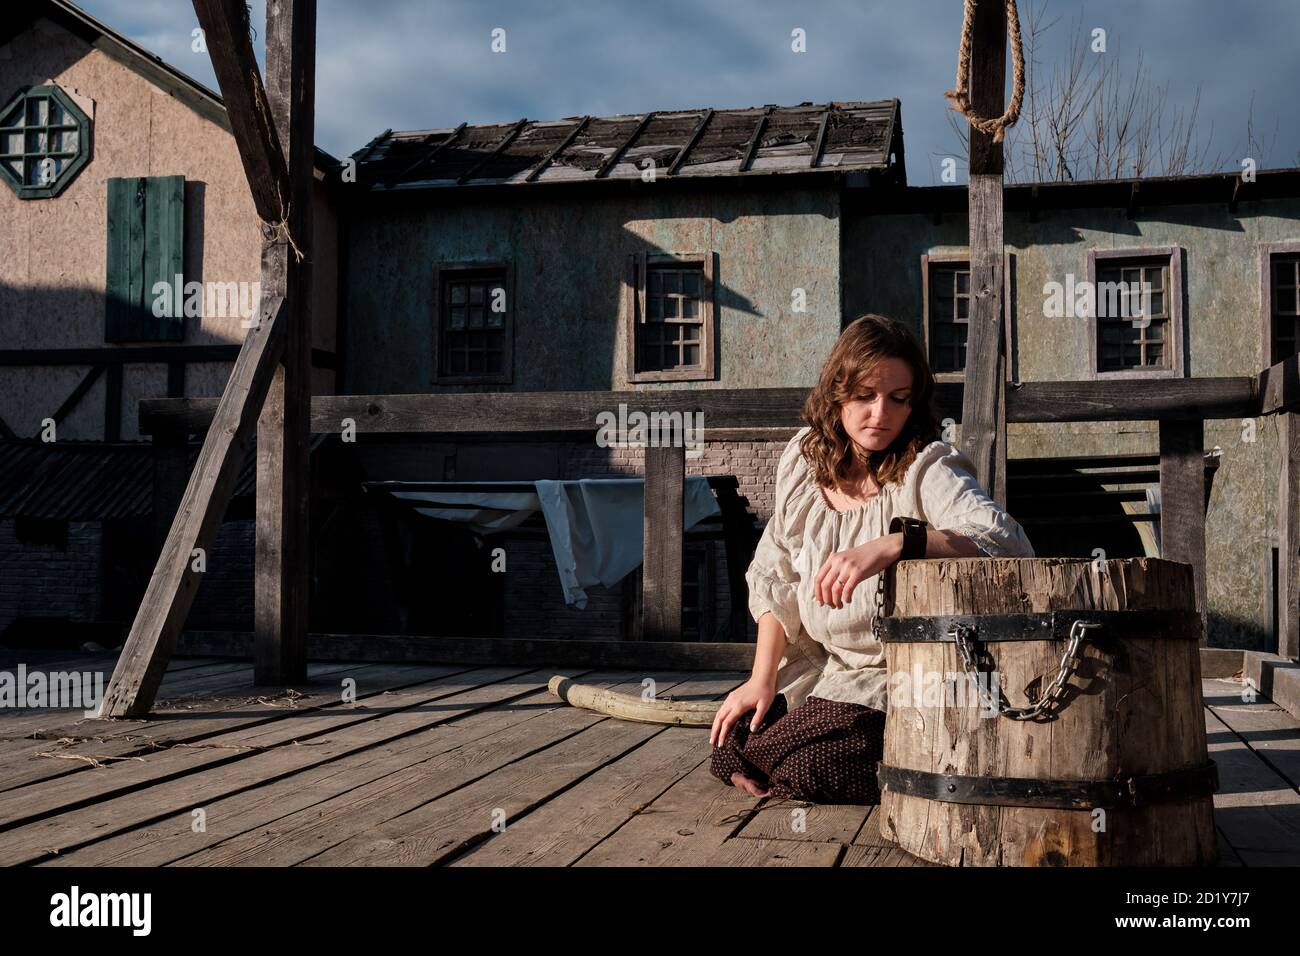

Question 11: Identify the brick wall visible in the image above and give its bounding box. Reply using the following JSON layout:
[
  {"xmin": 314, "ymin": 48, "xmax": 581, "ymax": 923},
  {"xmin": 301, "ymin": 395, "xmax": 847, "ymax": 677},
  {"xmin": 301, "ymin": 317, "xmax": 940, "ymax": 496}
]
[
  {"xmin": 0, "ymin": 438, "xmax": 784, "ymax": 646},
  {"xmin": 0, "ymin": 519, "xmax": 102, "ymax": 633}
]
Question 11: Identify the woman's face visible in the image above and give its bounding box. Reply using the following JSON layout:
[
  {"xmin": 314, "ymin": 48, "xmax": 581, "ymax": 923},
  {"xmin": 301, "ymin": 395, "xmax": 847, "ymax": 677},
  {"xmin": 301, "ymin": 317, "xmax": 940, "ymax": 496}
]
[{"xmin": 839, "ymin": 357, "xmax": 914, "ymax": 454}]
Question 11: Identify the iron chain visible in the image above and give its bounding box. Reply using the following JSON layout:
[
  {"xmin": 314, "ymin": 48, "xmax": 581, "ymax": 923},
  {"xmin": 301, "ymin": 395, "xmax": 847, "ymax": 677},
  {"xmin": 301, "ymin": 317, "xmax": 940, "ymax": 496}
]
[{"xmin": 951, "ymin": 618, "xmax": 1102, "ymax": 720}]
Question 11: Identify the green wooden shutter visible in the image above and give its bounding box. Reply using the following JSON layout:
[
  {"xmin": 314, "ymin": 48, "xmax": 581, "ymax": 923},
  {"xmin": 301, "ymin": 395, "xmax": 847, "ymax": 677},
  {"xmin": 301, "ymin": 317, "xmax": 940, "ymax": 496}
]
[{"xmin": 105, "ymin": 175, "xmax": 184, "ymax": 341}]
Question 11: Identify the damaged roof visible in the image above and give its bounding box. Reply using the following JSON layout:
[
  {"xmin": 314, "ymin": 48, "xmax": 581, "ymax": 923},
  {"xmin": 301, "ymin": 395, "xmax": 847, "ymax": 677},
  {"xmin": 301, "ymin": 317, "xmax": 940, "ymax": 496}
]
[{"xmin": 354, "ymin": 100, "xmax": 904, "ymax": 191}]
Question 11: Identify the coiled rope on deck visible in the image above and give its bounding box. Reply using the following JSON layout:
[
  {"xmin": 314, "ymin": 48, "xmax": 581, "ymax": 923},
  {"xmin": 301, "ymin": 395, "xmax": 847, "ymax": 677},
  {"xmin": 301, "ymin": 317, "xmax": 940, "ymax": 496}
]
[{"xmin": 943, "ymin": 0, "xmax": 1026, "ymax": 144}]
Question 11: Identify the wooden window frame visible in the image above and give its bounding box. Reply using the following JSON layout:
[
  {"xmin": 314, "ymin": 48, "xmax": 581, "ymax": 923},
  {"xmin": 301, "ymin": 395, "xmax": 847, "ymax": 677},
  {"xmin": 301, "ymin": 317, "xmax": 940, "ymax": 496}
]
[
  {"xmin": 1086, "ymin": 246, "xmax": 1185, "ymax": 380},
  {"xmin": 431, "ymin": 260, "xmax": 514, "ymax": 386},
  {"xmin": 920, "ymin": 251, "xmax": 1014, "ymax": 384},
  {"xmin": 0, "ymin": 84, "xmax": 91, "ymax": 199},
  {"xmin": 624, "ymin": 251, "xmax": 717, "ymax": 383},
  {"xmin": 1259, "ymin": 240, "xmax": 1300, "ymax": 370}
]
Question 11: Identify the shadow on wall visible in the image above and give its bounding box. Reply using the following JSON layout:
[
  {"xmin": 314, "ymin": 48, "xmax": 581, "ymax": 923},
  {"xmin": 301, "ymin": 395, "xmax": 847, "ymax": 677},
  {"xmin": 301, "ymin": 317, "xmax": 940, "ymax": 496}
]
[{"xmin": 0, "ymin": 280, "xmax": 247, "ymax": 440}]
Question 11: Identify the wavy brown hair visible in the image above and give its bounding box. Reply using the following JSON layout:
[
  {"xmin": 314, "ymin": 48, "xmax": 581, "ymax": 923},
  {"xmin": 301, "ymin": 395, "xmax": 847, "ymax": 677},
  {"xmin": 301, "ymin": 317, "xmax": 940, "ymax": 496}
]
[{"xmin": 799, "ymin": 313, "xmax": 941, "ymax": 492}]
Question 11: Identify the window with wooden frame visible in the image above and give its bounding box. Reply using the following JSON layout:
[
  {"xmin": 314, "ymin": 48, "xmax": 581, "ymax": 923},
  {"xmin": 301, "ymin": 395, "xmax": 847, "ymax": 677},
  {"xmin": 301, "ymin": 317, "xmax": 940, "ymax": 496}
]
[
  {"xmin": 1260, "ymin": 241, "xmax": 1300, "ymax": 368},
  {"xmin": 920, "ymin": 252, "xmax": 1014, "ymax": 382},
  {"xmin": 1086, "ymin": 247, "xmax": 1184, "ymax": 378},
  {"xmin": 0, "ymin": 84, "xmax": 91, "ymax": 199},
  {"xmin": 432, "ymin": 261, "xmax": 514, "ymax": 385},
  {"xmin": 624, "ymin": 252, "xmax": 716, "ymax": 382}
]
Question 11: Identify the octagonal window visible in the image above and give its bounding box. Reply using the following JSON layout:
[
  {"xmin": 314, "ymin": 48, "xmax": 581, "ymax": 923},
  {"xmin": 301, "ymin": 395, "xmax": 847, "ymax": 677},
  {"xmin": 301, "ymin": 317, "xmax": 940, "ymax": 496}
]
[{"xmin": 0, "ymin": 84, "xmax": 91, "ymax": 199}]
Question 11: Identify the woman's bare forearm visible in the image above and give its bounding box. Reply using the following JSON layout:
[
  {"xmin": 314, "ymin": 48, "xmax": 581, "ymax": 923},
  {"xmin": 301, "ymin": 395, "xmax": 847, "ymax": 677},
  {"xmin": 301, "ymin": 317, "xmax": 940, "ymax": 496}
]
[
  {"xmin": 751, "ymin": 612, "xmax": 789, "ymax": 689},
  {"xmin": 883, "ymin": 530, "xmax": 984, "ymax": 559}
]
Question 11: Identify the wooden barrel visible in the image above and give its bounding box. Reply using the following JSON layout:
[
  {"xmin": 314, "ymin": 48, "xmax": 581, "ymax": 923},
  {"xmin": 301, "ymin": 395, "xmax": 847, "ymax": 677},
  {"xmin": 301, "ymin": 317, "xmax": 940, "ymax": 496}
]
[{"xmin": 875, "ymin": 557, "xmax": 1218, "ymax": 867}]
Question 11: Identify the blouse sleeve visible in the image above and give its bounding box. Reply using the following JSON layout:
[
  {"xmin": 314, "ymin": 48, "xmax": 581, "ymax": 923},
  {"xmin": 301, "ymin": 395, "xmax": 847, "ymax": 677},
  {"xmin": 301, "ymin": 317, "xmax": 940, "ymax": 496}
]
[
  {"xmin": 915, "ymin": 442, "xmax": 1036, "ymax": 558},
  {"xmin": 745, "ymin": 431, "xmax": 807, "ymax": 643}
]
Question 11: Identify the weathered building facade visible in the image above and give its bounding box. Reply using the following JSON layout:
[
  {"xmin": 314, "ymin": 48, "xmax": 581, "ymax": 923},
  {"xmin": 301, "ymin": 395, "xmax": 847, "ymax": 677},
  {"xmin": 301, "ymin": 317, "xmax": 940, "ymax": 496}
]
[
  {"xmin": 339, "ymin": 109, "xmax": 1299, "ymax": 652},
  {"xmin": 2, "ymin": 3, "xmax": 1295, "ymax": 656},
  {"xmin": 0, "ymin": 0, "xmax": 340, "ymax": 640}
]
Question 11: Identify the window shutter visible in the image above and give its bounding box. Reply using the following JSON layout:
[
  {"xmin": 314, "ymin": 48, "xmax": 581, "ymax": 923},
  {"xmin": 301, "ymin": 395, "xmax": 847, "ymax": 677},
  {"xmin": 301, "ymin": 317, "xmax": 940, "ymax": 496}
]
[{"xmin": 106, "ymin": 175, "xmax": 184, "ymax": 341}]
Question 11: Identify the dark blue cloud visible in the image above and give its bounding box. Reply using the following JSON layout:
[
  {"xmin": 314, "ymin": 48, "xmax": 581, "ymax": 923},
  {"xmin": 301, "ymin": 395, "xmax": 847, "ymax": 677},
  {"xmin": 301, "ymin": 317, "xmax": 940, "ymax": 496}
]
[{"xmin": 71, "ymin": 0, "xmax": 1300, "ymax": 182}]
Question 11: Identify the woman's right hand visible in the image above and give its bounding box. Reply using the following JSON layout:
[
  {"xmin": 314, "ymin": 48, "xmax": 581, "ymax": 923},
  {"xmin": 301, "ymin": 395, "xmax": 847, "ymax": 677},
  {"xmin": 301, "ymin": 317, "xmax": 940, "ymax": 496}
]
[{"xmin": 709, "ymin": 675, "xmax": 778, "ymax": 749}]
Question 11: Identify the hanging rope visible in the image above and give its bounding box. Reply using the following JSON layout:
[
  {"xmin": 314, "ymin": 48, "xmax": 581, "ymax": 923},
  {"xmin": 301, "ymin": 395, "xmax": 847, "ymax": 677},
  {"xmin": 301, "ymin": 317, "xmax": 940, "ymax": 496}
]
[{"xmin": 944, "ymin": 0, "xmax": 1026, "ymax": 144}]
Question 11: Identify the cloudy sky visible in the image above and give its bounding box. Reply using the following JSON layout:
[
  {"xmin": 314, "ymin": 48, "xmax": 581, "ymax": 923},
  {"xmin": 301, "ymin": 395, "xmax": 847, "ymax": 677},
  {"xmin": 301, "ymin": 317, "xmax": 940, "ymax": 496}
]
[{"xmin": 73, "ymin": 0, "xmax": 1300, "ymax": 184}]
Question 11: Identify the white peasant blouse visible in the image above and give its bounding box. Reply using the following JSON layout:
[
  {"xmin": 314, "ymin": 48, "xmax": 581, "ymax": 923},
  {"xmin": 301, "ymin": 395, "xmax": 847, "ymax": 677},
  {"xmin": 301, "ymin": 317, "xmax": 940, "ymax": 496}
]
[{"xmin": 746, "ymin": 426, "xmax": 1036, "ymax": 713}]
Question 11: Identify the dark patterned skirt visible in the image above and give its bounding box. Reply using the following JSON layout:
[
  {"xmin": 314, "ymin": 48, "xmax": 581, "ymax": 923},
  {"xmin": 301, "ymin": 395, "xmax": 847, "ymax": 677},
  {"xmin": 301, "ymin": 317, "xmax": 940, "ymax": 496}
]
[{"xmin": 709, "ymin": 694, "xmax": 886, "ymax": 804}]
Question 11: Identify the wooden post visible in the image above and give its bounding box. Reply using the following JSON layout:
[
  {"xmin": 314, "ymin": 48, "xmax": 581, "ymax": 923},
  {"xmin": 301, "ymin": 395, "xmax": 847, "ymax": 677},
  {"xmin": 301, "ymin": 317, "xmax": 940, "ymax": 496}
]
[
  {"xmin": 99, "ymin": 0, "xmax": 311, "ymax": 716},
  {"xmin": 99, "ymin": 298, "xmax": 288, "ymax": 717},
  {"xmin": 712, "ymin": 477, "xmax": 756, "ymax": 642},
  {"xmin": 1280, "ymin": 411, "xmax": 1300, "ymax": 660},
  {"xmin": 255, "ymin": 0, "xmax": 316, "ymax": 684},
  {"xmin": 959, "ymin": 0, "xmax": 1008, "ymax": 495},
  {"xmin": 643, "ymin": 444, "xmax": 684, "ymax": 642},
  {"xmin": 1159, "ymin": 419, "xmax": 1208, "ymax": 642},
  {"xmin": 151, "ymin": 431, "xmax": 189, "ymax": 550}
]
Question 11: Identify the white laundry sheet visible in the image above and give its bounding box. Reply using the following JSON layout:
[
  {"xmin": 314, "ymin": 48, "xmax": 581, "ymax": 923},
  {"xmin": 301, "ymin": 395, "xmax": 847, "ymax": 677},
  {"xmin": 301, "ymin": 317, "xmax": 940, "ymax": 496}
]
[{"xmin": 377, "ymin": 478, "xmax": 721, "ymax": 609}]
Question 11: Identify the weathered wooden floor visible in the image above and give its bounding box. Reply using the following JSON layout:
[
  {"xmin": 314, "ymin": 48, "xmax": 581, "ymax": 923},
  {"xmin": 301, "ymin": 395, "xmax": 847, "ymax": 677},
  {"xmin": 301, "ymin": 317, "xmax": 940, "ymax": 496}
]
[{"xmin": 0, "ymin": 650, "xmax": 1296, "ymax": 866}]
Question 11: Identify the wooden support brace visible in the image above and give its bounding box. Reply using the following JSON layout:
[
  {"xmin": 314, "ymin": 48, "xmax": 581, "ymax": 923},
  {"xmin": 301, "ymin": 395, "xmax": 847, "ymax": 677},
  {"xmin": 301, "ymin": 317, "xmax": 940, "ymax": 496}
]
[
  {"xmin": 99, "ymin": 296, "xmax": 288, "ymax": 717},
  {"xmin": 50, "ymin": 364, "xmax": 104, "ymax": 426},
  {"xmin": 191, "ymin": 0, "xmax": 291, "ymax": 224}
]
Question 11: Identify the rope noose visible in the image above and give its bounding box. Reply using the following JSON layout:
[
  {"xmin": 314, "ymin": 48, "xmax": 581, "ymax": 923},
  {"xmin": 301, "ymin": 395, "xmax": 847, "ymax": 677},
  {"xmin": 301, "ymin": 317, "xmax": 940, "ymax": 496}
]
[{"xmin": 944, "ymin": 0, "xmax": 1026, "ymax": 144}]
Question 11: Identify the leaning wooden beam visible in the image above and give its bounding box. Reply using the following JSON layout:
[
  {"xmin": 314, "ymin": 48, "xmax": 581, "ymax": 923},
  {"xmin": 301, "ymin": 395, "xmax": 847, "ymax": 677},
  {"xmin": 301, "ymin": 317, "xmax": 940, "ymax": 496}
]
[
  {"xmin": 1159, "ymin": 419, "xmax": 1208, "ymax": 642},
  {"xmin": 255, "ymin": 0, "xmax": 316, "ymax": 685},
  {"xmin": 548, "ymin": 675, "xmax": 718, "ymax": 726},
  {"xmin": 99, "ymin": 296, "xmax": 287, "ymax": 717},
  {"xmin": 1280, "ymin": 411, "xmax": 1300, "ymax": 660},
  {"xmin": 959, "ymin": 0, "xmax": 1008, "ymax": 494},
  {"xmin": 191, "ymin": 0, "xmax": 290, "ymax": 223},
  {"xmin": 643, "ymin": 443, "xmax": 685, "ymax": 641},
  {"xmin": 139, "ymin": 378, "xmax": 1265, "ymax": 436}
]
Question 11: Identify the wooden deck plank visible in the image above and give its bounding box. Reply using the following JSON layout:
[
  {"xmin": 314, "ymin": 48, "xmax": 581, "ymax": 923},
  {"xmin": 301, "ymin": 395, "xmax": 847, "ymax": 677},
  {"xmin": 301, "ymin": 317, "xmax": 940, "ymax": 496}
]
[
  {"xmin": 298, "ymin": 675, "xmax": 744, "ymax": 867},
  {"xmin": 175, "ymin": 671, "xmax": 725, "ymax": 866},
  {"xmin": 842, "ymin": 844, "xmax": 936, "ymax": 867},
  {"xmin": 0, "ymin": 664, "xmax": 245, "ymax": 741},
  {"xmin": 1203, "ymin": 701, "xmax": 1300, "ymax": 866},
  {"xmin": 1203, "ymin": 678, "xmax": 1300, "ymax": 792},
  {"xmin": 700, "ymin": 837, "xmax": 843, "ymax": 866},
  {"xmin": 0, "ymin": 663, "xmax": 513, "ymax": 851},
  {"xmin": 0, "ymin": 659, "xmax": 258, "ymax": 738},
  {"xmin": 571, "ymin": 742, "xmax": 766, "ymax": 867},
  {"xmin": 0, "ymin": 662, "xmax": 375, "ymax": 792},
  {"xmin": 733, "ymin": 801, "xmax": 872, "ymax": 846},
  {"xmin": 851, "ymin": 805, "xmax": 897, "ymax": 848},
  {"xmin": 448, "ymin": 718, "xmax": 723, "ymax": 866},
  {"xmin": 38, "ymin": 667, "xmax": 606, "ymax": 866},
  {"xmin": 1, "ymin": 663, "xmax": 1296, "ymax": 867}
]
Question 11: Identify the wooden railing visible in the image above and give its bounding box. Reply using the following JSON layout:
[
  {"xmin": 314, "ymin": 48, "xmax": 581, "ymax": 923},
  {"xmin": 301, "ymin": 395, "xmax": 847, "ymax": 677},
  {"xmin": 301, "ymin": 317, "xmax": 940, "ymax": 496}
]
[{"xmin": 141, "ymin": 357, "xmax": 1300, "ymax": 659}]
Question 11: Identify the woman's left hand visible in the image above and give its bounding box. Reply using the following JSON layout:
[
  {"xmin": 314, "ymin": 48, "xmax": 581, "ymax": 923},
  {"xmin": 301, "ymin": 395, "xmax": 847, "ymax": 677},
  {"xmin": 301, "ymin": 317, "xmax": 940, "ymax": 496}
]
[{"xmin": 813, "ymin": 535, "xmax": 901, "ymax": 609}]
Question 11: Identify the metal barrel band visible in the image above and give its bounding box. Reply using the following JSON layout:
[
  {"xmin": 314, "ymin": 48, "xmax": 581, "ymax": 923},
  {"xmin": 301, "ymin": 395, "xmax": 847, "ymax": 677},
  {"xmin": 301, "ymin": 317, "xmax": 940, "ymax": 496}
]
[
  {"xmin": 876, "ymin": 761, "xmax": 1219, "ymax": 810},
  {"xmin": 875, "ymin": 608, "xmax": 1203, "ymax": 643}
]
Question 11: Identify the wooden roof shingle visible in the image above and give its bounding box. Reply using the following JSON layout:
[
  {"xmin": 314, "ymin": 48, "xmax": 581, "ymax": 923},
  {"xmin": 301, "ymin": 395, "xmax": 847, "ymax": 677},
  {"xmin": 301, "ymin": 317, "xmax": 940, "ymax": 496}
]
[{"xmin": 355, "ymin": 99, "xmax": 904, "ymax": 191}]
